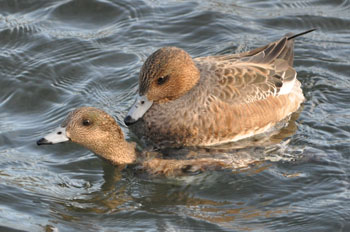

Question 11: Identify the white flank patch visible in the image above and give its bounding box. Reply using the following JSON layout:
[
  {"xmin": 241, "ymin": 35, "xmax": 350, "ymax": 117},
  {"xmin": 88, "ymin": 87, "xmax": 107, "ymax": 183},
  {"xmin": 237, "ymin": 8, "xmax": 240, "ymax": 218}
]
[{"xmin": 278, "ymin": 72, "xmax": 296, "ymax": 95}]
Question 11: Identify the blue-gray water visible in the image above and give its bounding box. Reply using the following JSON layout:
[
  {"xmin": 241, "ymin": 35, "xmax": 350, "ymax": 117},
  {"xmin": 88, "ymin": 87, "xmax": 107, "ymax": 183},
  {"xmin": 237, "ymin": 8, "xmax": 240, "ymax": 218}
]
[{"xmin": 1, "ymin": 0, "xmax": 350, "ymax": 231}]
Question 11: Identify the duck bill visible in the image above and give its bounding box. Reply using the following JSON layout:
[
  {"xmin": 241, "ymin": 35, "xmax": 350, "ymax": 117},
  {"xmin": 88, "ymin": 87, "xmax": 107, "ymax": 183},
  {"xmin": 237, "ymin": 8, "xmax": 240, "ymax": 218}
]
[
  {"xmin": 37, "ymin": 126, "xmax": 70, "ymax": 145},
  {"xmin": 124, "ymin": 95, "xmax": 153, "ymax": 126}
]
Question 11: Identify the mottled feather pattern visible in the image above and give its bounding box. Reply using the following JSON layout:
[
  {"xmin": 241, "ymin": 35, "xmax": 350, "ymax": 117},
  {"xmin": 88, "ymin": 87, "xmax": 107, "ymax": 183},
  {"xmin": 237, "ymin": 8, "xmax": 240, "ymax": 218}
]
[
  {"xmin": 195, "ymin": 58, "xmax": 295, "ymax": 105},
  {"xmin": 128, "ymin": 31, "xmax": 313, "ymax": 147},
  {"xmin": 191, "ymin": 35, "xmax": 298, "ymax": 106}
]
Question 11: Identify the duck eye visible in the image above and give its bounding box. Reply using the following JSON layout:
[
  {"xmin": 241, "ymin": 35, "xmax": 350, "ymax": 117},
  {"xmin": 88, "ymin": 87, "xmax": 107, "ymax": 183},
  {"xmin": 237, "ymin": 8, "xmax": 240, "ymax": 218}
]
[
  {"xmin": 157, "ymin": 75, "xmax": 169, "ymax": 85},
  {"xmin": 82, "ymin": 119, "xmax": 91, "ymax": 126}
]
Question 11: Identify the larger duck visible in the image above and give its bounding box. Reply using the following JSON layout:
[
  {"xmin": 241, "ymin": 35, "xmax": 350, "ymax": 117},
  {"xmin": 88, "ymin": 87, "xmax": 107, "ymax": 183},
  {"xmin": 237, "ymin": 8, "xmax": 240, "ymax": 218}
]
[{"xmin": 124, "ymin": 29, "xmax": 315, "ymax": 148}]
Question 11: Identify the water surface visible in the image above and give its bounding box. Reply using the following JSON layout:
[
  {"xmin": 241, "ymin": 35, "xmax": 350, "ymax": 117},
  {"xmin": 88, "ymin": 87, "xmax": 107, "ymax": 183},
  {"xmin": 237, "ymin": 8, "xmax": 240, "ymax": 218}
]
[{"xmin": 1, "ymin": 0, "xmax": 350, "ymax": 231}]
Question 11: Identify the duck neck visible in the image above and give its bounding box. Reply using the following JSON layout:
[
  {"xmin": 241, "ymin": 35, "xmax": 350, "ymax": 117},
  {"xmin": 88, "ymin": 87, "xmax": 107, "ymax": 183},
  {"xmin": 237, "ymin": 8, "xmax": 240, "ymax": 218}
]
[
  {"xmin": 178, "ymin": 62, "xmax": 201, "ymax": 98},
  {"xmin": 88, "ymin": 139, "xmax": 137, "ymax": 166}
]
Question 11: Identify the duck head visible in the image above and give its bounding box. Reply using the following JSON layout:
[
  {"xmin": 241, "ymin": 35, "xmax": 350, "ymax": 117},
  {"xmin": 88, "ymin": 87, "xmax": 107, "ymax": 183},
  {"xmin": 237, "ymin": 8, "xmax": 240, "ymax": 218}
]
[
  {"xmin": 37, "ymin": 107, "xmax": 135, "ymax": 165},
  {"xmin": 124, "ymin": 47, "xmax": 200, "ymax": 125}
]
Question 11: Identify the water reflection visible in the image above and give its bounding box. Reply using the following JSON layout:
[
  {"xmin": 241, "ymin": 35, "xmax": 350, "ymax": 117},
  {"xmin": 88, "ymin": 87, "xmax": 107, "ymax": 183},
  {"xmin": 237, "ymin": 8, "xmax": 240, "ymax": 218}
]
[{"xmin": 46, "ymin": 160, "xmax": 289, "ymax": 231}]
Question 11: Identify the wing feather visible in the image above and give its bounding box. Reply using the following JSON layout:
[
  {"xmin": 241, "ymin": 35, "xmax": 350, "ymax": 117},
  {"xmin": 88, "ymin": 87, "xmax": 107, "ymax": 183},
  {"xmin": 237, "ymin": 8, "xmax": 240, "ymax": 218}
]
[
  {"xmin": 205, "ymin": 60, "xmax": 296, "ymax": 105},
  {"xmin": 194, "ymin": 32, "xmax": 305, "ymax": 106}
]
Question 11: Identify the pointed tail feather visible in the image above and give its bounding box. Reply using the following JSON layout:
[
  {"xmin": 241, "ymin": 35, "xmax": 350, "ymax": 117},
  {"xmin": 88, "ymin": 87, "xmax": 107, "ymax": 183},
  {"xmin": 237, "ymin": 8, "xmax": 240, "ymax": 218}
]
[{"xmin": 287, "ymin": 29, "xmax": 316, "ymax": 40}]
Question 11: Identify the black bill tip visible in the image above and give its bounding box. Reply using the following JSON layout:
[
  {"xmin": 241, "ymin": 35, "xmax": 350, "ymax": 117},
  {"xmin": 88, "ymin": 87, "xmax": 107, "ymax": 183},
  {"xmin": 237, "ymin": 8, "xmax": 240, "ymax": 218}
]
[
  {"xmin": 37, "ymin": 138, "xmax": 52, "ymax": 146},
  {"xmin": 124, "ymin": 115, "xmax": 137, "ymax": 126}
]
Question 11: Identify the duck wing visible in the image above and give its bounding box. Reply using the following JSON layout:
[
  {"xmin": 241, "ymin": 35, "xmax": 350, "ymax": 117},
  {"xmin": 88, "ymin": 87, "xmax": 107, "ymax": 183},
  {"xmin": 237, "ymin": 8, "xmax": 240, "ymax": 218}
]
[
  {"xmin": 205, "ymin": 59, "xmax": 296, "ymax": 105},
  {"xmin": 198, "ymin": 30, "xmax": 315, "ymax": 105},
  {"xmin": 211, "ymin": 29, "xmax": 315, "ymax": 66}
]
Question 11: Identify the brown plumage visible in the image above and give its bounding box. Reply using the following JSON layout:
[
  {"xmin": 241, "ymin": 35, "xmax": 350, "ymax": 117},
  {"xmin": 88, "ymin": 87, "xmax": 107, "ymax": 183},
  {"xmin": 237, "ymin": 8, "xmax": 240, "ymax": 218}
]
[
  {"xmin": 126, "ymin": 30, "xmax": 315, "ymax": 148},
  {"xmin": 37, "ymin": 107, "xmax": 253, "ymax": 176}
]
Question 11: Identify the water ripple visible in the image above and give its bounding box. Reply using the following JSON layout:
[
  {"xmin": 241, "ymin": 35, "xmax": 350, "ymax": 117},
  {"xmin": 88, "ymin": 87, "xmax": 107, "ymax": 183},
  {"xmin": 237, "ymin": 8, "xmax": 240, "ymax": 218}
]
[{"xmin": 0, "ymin": 0, "xmax": 350, "ymax": 231}]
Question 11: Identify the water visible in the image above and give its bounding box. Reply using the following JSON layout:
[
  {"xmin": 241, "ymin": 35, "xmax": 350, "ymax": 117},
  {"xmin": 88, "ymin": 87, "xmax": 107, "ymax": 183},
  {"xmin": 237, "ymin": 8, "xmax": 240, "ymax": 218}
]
[{"xmin": 1, "ymin": 0, "xmax": 350, "ymax": 231}]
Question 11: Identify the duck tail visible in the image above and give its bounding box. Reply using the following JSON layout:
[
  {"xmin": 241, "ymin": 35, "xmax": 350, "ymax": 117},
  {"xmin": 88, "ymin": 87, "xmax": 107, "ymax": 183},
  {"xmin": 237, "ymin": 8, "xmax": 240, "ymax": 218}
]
[
  {"xmin": 287, "ymin": 29, "xmax": 316, "ymax": 40},
  {"xmin": 279, "ymin": 29, "xmax": 316, "ymax": 65}
]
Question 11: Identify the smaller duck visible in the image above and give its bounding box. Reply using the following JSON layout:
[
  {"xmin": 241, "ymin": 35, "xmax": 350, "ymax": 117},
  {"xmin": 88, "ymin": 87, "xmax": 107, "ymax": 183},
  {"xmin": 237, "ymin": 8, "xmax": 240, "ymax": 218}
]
[
  {"xmin": 37, "ymin": 107, "xmax": 240, "ymax": 176},
  {"xmin": 124, "ymin": 29, "xmax": 315, "ymax": 148}
]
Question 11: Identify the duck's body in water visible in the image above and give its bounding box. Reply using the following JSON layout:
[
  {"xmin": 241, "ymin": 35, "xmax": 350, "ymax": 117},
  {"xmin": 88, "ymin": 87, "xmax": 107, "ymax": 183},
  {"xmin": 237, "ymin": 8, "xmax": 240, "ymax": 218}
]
[
  {"xmin": 37, "ymin": 107, "xmax": 261, "ymax": 176},
  {"xmin": 125, "ymin": 29, "xmax": 315, "ymax": 148}
]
